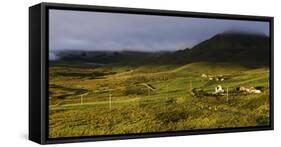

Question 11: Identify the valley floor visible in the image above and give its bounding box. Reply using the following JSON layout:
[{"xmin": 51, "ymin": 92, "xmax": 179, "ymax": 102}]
[{"xmin": 48, "ymin": 62, "xmax": 270, "ymax": 138}]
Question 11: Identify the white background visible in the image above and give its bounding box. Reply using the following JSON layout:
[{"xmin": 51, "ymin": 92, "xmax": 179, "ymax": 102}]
[{"xmin": 0, "ymin": 0, "xmax": 279, "ymax": 146}]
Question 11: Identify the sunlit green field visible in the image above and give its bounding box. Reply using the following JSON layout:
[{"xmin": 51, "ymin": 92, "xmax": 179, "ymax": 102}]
[{"xmin": 48, "ymin": 62, "xmax": 270, "ymax": 138}]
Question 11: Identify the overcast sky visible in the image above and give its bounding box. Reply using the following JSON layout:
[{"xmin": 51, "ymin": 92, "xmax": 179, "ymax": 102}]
[{"xmin": 49, "ymin": 9, "xmax": 269, "ymax": 52}]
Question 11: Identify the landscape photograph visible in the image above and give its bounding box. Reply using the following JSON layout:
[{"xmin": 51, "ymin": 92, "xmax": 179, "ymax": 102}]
[{"xmin": 48, "ymin": 9, "xmax": 270, "ymax": 138}]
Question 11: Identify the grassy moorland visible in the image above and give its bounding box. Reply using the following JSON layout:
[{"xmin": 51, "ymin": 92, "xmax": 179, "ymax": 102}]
[
  {"xmin": 49, "ymin": 62, "xmax": 270, "ymax": 138},
  {"xmin": 48, "ymin": 32, "xmax": 270, "ymax": 138}
]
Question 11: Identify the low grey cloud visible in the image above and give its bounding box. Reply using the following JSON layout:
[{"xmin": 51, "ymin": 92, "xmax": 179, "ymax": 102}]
[{"xmin": 49, "ymin": 9, "xmax": 269, "ymax": 52}]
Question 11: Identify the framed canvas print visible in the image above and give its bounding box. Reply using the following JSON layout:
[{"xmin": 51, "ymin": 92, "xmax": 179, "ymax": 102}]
[{"xmin": 29, "ymin": 2, "xmax": 274, "ymax": 144}]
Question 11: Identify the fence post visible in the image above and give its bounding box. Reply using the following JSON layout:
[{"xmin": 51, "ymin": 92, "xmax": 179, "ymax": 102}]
[
  {"xmin": 190, "ymin": 80, "xmax": 192, "ymax": 91},
  {"xmin": 166, "ymin": 84, "xmax": 169, "ymax": 100},
  {"xmin": 226, "ymin": 87, "xmax": 229, "ymax": 102},
  {"xmin": 109, "ymin": 93, "xmax": 112, "ymax": 110}
]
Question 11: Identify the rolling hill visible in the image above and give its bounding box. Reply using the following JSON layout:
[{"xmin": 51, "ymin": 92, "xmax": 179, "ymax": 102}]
[
  {"xmin": 185, "ymin": 32, "xmax": 270, "ymax": 66},
  {"xmin": 50, "ymin": 32, "xmax": 270, "ymax": 67}
]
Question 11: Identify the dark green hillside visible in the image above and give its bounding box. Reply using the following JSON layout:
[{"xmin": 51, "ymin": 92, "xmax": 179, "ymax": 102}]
[
  {"xmin": 138, "ymin": 32, "xmax": 270, "ymax": 66},
  {"xmin": 187, "ymin": 32, "xmax": 270, "ymax": 66}
]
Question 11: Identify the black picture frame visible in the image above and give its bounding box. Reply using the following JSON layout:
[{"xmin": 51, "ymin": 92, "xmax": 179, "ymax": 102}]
[{"xmin": 29, "ymin": 2, "xmax": 274, "ymax": 144}]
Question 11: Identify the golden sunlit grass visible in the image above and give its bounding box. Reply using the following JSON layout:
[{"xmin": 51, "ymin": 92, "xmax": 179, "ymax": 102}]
[{"xmin": 49, "ymin": 62, "xmax": 270, "ymax": 138}]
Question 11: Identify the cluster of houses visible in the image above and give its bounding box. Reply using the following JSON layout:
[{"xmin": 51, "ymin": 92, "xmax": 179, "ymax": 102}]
[
  {"xmin": 201, "ymin": 74, "xmax": 225, "ymax": 81},
  {"xmin": 213, "ymin": 85, "xmax": 262, "ymax": 94},
  {"xmin": 198, "ymin": 73, "xmax": 263, "ymax": 95},
  {"xmin": 236, "ymin": 86, "xmax": 262, "ymax": 94},
  {"xmin": 187, "ymin": 72, "xmax": 264, "ymax": 98},
  {"xmin": 191, "ymin": 85, "xmax": 263, "ymax": 97}
]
